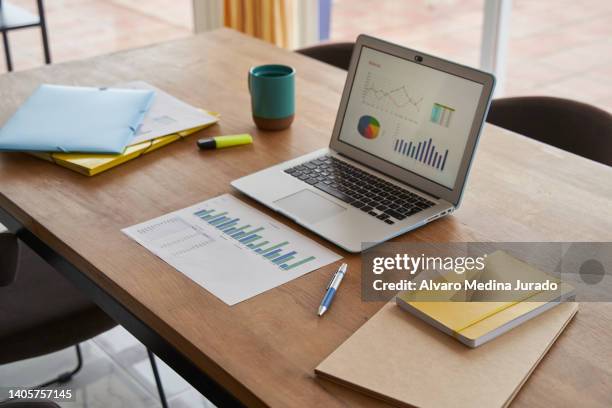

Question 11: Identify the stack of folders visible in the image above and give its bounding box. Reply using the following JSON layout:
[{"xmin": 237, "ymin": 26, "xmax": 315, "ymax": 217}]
[
  {"xmin": 0, "ymin": 81, "xmax": 219, "ymax": 176},
  {"xmin": 29, "ymin": 125, "xmax": 214, "ymax": 176},
  {"xmin": 32, "ymin": 81, "xmax": 219, "ymax": 176}
]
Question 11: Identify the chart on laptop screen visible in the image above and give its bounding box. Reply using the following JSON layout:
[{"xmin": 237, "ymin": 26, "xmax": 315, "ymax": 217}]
[{"xmin": 339, "ymin": 46, "xmax": 484, "ymax": 189}]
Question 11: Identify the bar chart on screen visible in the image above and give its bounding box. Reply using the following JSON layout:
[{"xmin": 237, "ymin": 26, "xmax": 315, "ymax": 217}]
[
  {"xmin": 430, "ymin": 103, "xmax": 454, "ymax": 128},
  {"xmin": 123, "ymin": 194, "xmax": 341, "ymax": 305},
  {"xmin": 393, "ymin": 137, "xmax": 449, "ymax": 171}
]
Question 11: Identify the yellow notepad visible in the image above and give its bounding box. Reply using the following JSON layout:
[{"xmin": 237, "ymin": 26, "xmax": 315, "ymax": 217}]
[
  {"xmin": 30, "ymin": 112, "xmax": 219, "ymax": 176},
  {"xmin": 396, "ymin": 250, "xmax": 575, "ymax": 347}
]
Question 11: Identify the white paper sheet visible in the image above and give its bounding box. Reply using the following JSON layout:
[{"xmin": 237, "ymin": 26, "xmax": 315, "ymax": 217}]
[
  {"xmin": 122, "ymin": 194, "xmax": 342, "ymax": 305},
  {"xmin": 120, "ymin": 81, "xmax": 218, "ymax": 146}
]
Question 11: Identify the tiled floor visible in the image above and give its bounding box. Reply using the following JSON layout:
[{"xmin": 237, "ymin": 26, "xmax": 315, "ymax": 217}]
[
  {"xmin": 2, "ymin": 0, "xmax": 610, "ymax": 111},
  {"xmin": 1, "ymin": 0, "xmax": 193, "ymax": 73},
  {"xmin": 0, "ymin": 326, "xmax": 216, "ymax": 407},
  {"xmin": 330, "ymin": 0, "xmax": 612, "ymax": 112}
]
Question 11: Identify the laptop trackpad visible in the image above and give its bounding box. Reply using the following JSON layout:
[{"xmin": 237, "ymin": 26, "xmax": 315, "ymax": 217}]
[{"xmin": 274, "ymin": 189, "xmax": 346, "ymax": 224}]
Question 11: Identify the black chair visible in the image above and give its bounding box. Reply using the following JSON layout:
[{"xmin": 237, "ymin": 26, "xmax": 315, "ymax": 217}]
[
  {"xmin": 0, "ymin": 401, "xmax": 60, "ymax": 408},
  {"xmin": 486, "ymin": 96, "xmax": 612, "ymax": 166},
  {"xmin": 296, "ymin": 42, "xmax": 354, "ymax": 71},
  {"xmin": 0, "ymin": 0, "xmax": 51, "ymax": 72},
  {"xmin": 0, "ymin": 232, "xmax": 168, "ymax": 407}
]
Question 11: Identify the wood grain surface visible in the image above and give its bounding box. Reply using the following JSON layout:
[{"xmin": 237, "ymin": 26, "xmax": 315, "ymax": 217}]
[{"xmin": 0, "ymin": 29, "xmax": 610, "ymax": 407}]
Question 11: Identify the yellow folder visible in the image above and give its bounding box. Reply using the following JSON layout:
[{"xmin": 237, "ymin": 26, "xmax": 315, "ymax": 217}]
[{"xmin": 30, "ymin": 112, "xmax": 219, "ymax": 176}]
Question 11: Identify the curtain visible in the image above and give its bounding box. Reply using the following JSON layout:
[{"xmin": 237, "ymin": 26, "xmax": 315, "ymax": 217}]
[{"xmin": 224, "ymin": 0, "xmax": 295, "ymax": 48}]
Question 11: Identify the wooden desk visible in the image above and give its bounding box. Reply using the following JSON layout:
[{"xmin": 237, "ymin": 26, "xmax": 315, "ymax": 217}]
[{"xmin": 1, "ymin": 29, "xmax": 611, "ymax": 407}]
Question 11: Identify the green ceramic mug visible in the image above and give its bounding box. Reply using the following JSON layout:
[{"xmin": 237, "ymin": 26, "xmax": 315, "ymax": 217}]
[{"xmin": 248, "ymin": 64, "xmax": 295, "ymax": 131}]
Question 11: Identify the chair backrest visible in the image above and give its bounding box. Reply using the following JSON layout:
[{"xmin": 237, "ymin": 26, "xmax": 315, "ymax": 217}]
[
  {"xmin": 486, "ymin": 96, "xmax": 612, "ymax": 166},
  {"xmin": 296, "ymin": 42, "xmax": 355, "ymax": 71},
  {"xmin": 0, "ymin": 400, "xmax": 61, "ymax": 408},
  {"xmin": 0, "ymin": 232, "xmax": 19, "ymax": 287}
]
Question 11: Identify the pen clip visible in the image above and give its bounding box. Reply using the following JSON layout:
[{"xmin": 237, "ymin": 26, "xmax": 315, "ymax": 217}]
[
  {"xmin": 326, "ymin": 263, "xmax": 346, "ymax": 289},
  {"xmin": 326, "ymin": 270, "xmax": 337, "ymax": 290}
]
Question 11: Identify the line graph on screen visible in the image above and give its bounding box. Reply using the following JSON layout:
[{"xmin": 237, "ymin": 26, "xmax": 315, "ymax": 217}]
[{"xmin": 361, "ymin": 71, "xmax": 423, "ymax": 124}]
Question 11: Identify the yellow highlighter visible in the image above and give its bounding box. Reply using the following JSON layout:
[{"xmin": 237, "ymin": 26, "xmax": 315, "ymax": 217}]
[{"xmin": 197, "ymin": 134, "xmax": 252, "ymax": 150}]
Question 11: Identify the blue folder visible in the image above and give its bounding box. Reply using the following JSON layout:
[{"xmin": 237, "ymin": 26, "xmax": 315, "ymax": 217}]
[{"xmin": 0, "ymin": 84, "xmax": 155, "ymax": 154}]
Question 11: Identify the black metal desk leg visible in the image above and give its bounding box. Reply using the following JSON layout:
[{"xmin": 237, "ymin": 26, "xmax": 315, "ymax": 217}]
[
  {"xmin": 37, "ymin": 0, "xmax": 51, "ymax": 64},
  {"xmin": 147, "ymin": 348, "xmax": 169, "ymax": 408},
  {"xmin": 1, "ymin": 30, "xmax": 12, "ymax": 72}
]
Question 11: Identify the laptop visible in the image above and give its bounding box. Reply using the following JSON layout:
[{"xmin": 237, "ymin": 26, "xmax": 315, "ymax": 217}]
[{"xmin": 232, "ymin": 35, "xmax": 495, "ymax": 253}]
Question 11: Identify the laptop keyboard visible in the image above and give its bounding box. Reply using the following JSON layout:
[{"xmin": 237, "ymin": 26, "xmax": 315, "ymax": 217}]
[{"xmin": 283, "ymin": 155, "xmax": 435, "ymax": 225}]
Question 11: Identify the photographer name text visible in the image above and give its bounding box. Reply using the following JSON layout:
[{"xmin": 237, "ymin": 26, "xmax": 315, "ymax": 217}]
[{"xmin": 373, "ymin": 279, "xmax": 559, "ymax": 292}]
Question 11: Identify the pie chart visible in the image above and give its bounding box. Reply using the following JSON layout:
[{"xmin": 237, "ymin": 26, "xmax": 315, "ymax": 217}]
[{"xmin": 358, "ymin": 115, "xmax": 380, "ymax": 139}]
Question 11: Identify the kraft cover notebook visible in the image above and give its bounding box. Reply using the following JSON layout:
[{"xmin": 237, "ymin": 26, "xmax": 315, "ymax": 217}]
[
  {"xmin": 0, "ymin": 84, "xmax": 155, "ymax": 153},
  {"xmin": 315, "ymin": 301, "xmax": 578, "ymax": 408}
]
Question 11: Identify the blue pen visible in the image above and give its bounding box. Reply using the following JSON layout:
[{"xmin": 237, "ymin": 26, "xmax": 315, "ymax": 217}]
[{"xmin": 318, "ymin": 263, "xmax": 348, "ymax": 316}]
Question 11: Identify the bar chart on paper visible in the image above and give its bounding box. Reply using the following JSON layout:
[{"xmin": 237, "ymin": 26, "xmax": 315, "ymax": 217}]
[
  {"xmin": 123, "ymin": 194, "xmax": 341, "ymax": 305},
  {"xmin": 194, "ymin": 207, "xmax": 318, "ymax": 271}
]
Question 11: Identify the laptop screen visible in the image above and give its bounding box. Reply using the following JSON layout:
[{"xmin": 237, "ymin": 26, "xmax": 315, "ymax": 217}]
[{"xmin": 338, "ymin": 46, "xmax": 484, "ymax": 190}]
